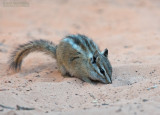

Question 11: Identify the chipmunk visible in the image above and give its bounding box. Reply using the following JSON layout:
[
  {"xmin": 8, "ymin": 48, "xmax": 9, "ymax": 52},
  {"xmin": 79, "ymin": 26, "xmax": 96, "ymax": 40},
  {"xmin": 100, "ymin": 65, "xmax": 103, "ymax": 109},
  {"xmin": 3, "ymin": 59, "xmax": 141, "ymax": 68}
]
[{"xmin": 9, "ymin": 34, "xmax": 112, "ymax": 84}]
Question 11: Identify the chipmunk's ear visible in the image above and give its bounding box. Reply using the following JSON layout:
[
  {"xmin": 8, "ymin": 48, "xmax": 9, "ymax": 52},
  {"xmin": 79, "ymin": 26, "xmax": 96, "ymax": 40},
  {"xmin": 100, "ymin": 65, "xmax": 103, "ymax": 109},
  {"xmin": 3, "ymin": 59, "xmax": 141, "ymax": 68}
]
[
  {"xmin": 102, "ymin": 48, "xmax": 108, "ymax": 57},
  {"xmin": 91, "ymin": 50, "xmax": 99, "ymax": 63}
]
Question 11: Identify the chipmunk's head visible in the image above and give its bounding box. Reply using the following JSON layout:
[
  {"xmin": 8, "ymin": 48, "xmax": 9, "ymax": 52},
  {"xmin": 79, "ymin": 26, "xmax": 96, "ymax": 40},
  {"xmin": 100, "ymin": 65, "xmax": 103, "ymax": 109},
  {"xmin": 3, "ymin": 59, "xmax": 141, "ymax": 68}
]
[{"xmin": 88, "ymin": 49, "xmax": 112, "ymax": 84}]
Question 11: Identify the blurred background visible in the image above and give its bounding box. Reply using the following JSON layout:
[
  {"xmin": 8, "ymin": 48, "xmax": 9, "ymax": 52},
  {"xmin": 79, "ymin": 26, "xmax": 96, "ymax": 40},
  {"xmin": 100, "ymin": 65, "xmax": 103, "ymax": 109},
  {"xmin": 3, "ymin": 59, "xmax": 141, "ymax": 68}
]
[{"xmin": 0, "ymin": 0, "xmax": 160, "ymax": 64}]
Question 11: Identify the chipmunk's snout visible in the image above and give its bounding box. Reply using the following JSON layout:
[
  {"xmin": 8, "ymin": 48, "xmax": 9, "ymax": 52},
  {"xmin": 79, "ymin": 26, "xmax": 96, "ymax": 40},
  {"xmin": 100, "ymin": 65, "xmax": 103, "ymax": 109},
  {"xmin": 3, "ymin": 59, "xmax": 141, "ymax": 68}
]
[
  {"xmin": 104, "ymin": 73, "xmax": 112, "ymax": 84},
  {"xmin": 107, "ymin": 76, "xmax": 112, "ymax": 84},
  {"xmin": 99, "ymin": 67, "xmax": 112, "ymax": 84}
]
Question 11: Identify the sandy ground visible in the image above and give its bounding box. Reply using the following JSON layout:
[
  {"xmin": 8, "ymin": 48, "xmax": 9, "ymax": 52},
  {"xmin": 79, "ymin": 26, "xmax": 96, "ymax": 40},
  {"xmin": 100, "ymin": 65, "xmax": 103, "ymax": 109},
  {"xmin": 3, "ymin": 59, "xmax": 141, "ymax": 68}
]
[{"xmin": 0, "ymin": 0, "xmax": 160, "ymax": 114}]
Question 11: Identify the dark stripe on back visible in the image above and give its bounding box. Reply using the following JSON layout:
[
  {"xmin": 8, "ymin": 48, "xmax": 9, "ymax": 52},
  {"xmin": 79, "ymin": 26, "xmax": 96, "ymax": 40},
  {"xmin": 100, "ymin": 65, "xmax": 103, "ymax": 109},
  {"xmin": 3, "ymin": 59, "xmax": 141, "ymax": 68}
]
[
  {"xmin": 78, "ymin": 34, "xmax": 99, "ymax": 53},
  {"xmin": 78, "ymin": 34, "xmax": 94, "ymax": 53},
  {"xmin": 66, "ymin": 35, "xmax": 87, "ymax": 52},
  {"xmin": 65, "ymin": 34, "xmax": 99, "ymax": 55}
]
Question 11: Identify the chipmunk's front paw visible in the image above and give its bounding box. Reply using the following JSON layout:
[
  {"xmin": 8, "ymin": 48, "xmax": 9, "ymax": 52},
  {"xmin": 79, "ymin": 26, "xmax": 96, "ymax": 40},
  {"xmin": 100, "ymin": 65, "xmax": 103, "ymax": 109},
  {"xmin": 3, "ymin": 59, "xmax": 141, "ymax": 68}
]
[{"xmin": 81, "ymin": 76, "xmax": 96, "ymax": 84}]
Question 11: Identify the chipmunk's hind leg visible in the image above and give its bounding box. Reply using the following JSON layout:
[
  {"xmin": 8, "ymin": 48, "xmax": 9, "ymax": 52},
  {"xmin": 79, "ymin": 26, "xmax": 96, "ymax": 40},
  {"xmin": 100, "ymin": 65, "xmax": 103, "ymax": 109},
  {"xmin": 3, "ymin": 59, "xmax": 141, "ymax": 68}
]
[{"xmin": 59, "ymin": 65, "xmax": 71, "ymax": 77}]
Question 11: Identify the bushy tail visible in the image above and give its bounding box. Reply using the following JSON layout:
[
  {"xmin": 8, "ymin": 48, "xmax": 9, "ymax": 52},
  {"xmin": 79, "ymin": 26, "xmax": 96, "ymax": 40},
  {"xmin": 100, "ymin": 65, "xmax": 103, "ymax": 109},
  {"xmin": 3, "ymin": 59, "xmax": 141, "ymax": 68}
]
[{"xmin": 9, "ymin": 39, "xmax": 57, "ymax": 71}]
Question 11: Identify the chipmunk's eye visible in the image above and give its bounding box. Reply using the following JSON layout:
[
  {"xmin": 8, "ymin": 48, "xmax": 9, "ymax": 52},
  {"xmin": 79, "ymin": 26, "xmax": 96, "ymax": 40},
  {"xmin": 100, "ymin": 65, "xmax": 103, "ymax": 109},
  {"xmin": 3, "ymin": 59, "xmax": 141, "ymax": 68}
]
[{"xmin": 100, "ymin": 67, "xmax": 105, "ymax": 75}]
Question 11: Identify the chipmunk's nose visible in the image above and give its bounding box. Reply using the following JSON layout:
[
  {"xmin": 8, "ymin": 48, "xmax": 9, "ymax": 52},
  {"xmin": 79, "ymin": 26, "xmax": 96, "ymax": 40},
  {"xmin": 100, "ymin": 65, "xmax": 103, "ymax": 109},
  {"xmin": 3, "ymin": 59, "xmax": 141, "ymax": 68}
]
[
  {"xmin": 108, "ymin": 79, "xmax": 112, "ymax": 84},
  {"xmin": 107, "ymin": 78, "xmax": 112, "ymax": 84}
]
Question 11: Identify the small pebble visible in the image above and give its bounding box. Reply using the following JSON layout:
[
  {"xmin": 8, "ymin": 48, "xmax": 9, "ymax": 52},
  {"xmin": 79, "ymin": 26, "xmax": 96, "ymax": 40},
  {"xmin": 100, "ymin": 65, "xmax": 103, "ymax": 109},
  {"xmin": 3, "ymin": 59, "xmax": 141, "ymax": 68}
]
[
  {"xmin": 142, "ymin": 99, "xmax": 148, "ymax": 102},
  {"xmin": 35, "ymin": 75, "xmax": 40, "ymax": 77},
  {"xmin": 28, "ymin": 80, "xmax": 32, "ymax": 82},
  {"xmin": 147, "ymin": 85, "xmax": 158, "ymax": 90},
  {"xmin": 116, "ymin": 108, "xmax": 122, "ymax": 112},
  {"xmin": 92, "ymin": 100, "xmax": 98, "ymax": 103},
  {"xmin": 102, "ymin": 103, "xmax": 109, "ymax": 106}
]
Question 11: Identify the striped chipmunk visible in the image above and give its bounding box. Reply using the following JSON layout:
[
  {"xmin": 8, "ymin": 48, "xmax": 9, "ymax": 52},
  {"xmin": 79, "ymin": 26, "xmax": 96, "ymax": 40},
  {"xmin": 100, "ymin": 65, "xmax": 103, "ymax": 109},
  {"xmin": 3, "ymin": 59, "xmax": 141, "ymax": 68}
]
[{"xmin": 9, "ymin": 34, "xmax": 112, "ymax": 84}]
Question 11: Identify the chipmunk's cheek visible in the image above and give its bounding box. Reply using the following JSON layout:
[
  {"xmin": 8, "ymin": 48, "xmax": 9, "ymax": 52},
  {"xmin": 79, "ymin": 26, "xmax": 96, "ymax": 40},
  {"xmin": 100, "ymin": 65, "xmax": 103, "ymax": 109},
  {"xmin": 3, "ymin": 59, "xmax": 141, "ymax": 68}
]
[
  {"xmin": 89, "ymin": 71, "xmax": 107, "ymax": 84},
  {"xmin": 89, "ymin": 71, "xmax": 102, "ymax": 81}
]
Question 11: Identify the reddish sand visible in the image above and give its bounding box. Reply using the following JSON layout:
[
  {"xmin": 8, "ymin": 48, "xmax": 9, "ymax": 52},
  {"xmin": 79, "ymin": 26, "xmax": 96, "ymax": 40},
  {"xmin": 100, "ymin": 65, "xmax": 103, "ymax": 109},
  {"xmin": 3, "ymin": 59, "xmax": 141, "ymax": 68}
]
[{"xmin": 0, "ymin": 0, "xmax": 160, "ymax": 114}]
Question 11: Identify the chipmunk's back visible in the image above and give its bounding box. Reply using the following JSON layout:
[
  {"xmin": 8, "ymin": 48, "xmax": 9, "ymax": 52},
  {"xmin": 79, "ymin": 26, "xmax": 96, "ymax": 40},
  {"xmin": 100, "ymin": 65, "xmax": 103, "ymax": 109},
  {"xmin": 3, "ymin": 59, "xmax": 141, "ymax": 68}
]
[{"xmin": 62, "ymin": 34, "xmax": 100, "ymax": 58}]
